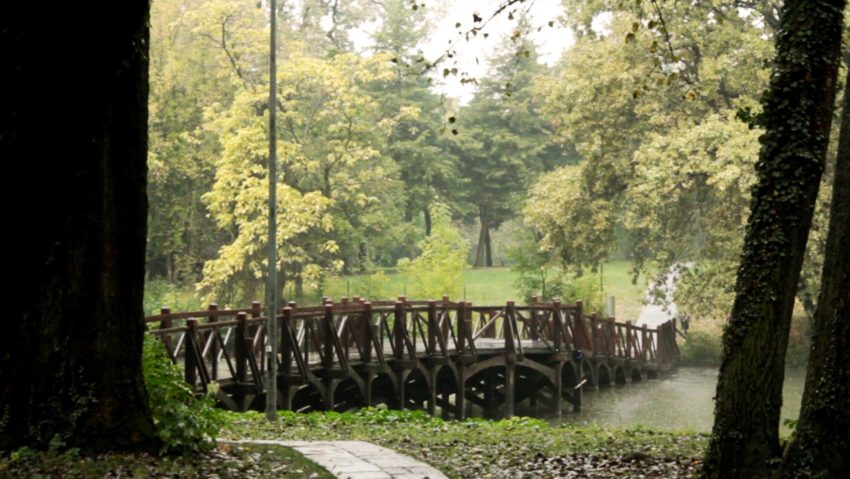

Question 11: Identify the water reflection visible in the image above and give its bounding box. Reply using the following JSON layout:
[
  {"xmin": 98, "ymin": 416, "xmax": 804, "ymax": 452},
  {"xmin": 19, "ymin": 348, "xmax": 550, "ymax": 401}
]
[{"xmin": 550, "ymin": 367, "xmax": 805, "ymax": 432}]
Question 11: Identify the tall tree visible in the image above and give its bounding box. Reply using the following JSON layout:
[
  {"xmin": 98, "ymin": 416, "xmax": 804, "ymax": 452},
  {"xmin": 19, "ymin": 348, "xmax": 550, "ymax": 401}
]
[
  {"xmin": 0, "ymin": 0, "xmax": 157, "ymax": 451},
  {"xmin": 530, "ymin": 5, "xmax": 778, "ymax": 312},
  {"xmin": 701, "ymin": 0, "xmax": 846, "ymax": 477},
  {"xmin": 456, "ymin": 32, "xmax": 563, "ymax": 267},
  {"xmin": 780, "ymin": 66, "xmax": 850, "ymax": 479},
  {"xmin": 370, "ymin": 0, "xmax": 460, "ymax": 239},
  {"xmin": 147, "ymin": 0, "xmax": 233, "ymax": 283}
]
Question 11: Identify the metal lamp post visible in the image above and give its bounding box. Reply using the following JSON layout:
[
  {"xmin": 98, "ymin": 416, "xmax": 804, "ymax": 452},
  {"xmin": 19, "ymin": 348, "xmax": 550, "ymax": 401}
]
[{"xmin": 265, "ymin": 0, "xmax": 279, "ymax": 422}]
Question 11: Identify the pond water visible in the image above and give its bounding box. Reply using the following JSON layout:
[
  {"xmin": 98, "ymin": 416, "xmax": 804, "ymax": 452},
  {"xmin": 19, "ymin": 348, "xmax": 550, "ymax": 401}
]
[{"xmin": 549, "ymin": 367, "xmax": 806, "ymax": 433}]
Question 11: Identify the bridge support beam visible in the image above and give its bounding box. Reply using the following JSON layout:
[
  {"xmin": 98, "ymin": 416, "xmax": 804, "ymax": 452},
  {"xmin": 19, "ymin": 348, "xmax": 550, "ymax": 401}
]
[
  {"xmin": 456, "ymin": 365, "xmax": 466, "ymax": 420},
  {"xmin": 426, "ymin": 369, "xmax": 437, "ymax": 416},
  {"xmin": 552, "ymin": 363, "xmax": 563, "ymax": 417},
  {"xmin": 504, "ymin": 365, "xmax": 515, "ymax": 418}
]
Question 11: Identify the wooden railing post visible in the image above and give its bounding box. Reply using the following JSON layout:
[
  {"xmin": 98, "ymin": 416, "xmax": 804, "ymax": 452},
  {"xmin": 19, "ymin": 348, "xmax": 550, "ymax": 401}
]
[
  {"xmin": 362, "ymin": 302, "xmax": 373, "ymax": 363},
  {"xmin": 656, "ymin": 325, "xmax": 664, "ymax": 362},
  {"xmin": 457, "ymin": 301, "xmax": 467, "ymax": 354},
  {"xmin": 576, "ymin": 300, "xmax": 590, "ymax": 351},
  {"xmin": 589, "ymin": 313, "xmax": 599, "ymax": 356},
  {"xmin": 185, "ymin": 318, "xmax": 198, "ymax": 390},
  {"xmin": 208, "ymin": 304, "xmax": 218, "ymax": 380},
  {"xmin": 552, "ymin": 299, "xmax": 562, "ymax": 352},
  {"xmin": 505, "ymin": 301, "xmax": 516, "ymax": 355},
  {"xmin": 235, "ymin": 312, "xmax": 248, "ymax": 384},
  {"xmin": 625, "ymin": 321, "xmax": 633, "ymax": 360},
  {"xmin": 281, "ymin": 308, "xmax": 293, "ymax": 375},
  {"xmin": 159, "ymin": 307, "xmax": 173, "ymax": 353},
  {"xmin": 427, "ymin": 300, "xmax": 438, "ymax": 355},
  {"xmin": 322, "ymin": 304, "xmax": 335, "ymax": 368},
  {"xmin": 159, "ymin": 307, "xmax": 172, "ymax": 330},
  {"xmin": 641, "ymin": 324, "xmax": 649, "ymax": 362},
  {"xmin": 530, "ymin": 296, "xmax": 540, "ymax": 340},
  {"xmin": 394, "ymin": 301, "xmax": 406, "ymax": 360}
]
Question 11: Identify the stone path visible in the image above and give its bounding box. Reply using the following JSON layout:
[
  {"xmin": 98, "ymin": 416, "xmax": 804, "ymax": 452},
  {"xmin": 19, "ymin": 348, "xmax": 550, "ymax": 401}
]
[{"xmin": 230, "ymin": 439, "xmax": 448, "ymax": 479}]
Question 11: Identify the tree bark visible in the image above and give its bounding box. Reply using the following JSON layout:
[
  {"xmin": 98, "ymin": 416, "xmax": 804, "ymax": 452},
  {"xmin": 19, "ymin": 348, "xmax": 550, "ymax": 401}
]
[
  {"xmin": 701, "ymin": 1, "xmax": 845, "ymax": 478},
  {"xmin": 484, "ymin": 225, "xmax": 493, "ymax": 267},
  {"xmin": 0, "ymin": 1, "xmax": 157, "ymax": 452},
  {"xmin": 780, "ymin": 66, "xmax": 850, "ymax": 479},
  {"xmin": 423, "ymin": 205, "xmax": 432, "ymax": 237},
  {"xmin": 475, "ymin": 212, "xmax": 491, "ymax": 268}
]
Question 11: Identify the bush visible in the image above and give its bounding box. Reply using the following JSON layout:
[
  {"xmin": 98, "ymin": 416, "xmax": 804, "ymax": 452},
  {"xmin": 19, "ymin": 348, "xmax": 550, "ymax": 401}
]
[
  {"xmin": 143, "ymin": 335, "xmax": 223, "ymax": 454},
  {"xmin": 144, "ymin": 278, "xmax": 202, "ymax": 316},
  {"xmin": 680, "ymin": 331, "xmax": 722, "ymax": 366},
  {"xmin": 508, "ymin": 232, "xmax": 603, "ymax": 312},
  {"xmin": 397, "ymin": 204, "xmax": 468, "ymax": 300}
]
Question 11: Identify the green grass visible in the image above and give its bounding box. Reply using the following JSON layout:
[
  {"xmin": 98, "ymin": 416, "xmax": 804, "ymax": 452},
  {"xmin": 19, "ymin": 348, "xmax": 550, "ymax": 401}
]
[
  {"xmin": 318, "ymin": 267, "xmax": 522, "ymax": 305},
  {"xmin": 145, "ymin": 261, "xmax": 650, "ymax": 322},
  {"xmin": 222, "ymin": 409, "xmax": 707, "ymax": 479},
  {"xmin": 597, "ymin": 261, "xmax": 649, "ymax": 321},
  {"xmin": 317, "ymin": 261, "xmax": 648, "ymax": 321}
]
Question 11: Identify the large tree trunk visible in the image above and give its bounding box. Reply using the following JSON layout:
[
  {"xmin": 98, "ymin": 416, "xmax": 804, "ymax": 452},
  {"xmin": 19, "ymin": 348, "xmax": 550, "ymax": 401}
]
[
  {"xmin": 701, "ymin": 1, "xmax": 845, "ymax": 478},
  {"xmin": 0, "ymin": 1, "xmax": 157, "ymax": 452},
  {"xmin": 780, "ymin": 67, "xmax": 850, "ymax": 479},
  {"xmin": 423, "ymin": 205, "xmax": 432, "ymax": 237},
  {"xmin": 474, "ymin": 207, "xmax": 494, "ymax": 268}
]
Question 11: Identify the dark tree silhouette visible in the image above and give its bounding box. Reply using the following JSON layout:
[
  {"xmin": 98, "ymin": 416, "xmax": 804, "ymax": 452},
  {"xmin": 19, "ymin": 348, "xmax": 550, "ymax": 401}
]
[{"xmin": 0, "ymin": 1, "xmax": 157, "ymax": 451}]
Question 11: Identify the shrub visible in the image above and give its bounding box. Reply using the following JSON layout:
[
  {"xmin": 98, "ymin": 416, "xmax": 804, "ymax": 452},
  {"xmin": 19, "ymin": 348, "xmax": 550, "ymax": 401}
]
[
  {"xmin": 397, "ymin": 204, "xmax": 468, "ymax": 300},
  {"xmin": 143, "ymin": 335, "xmax": 223, "ymax": 454},
  {"xmin": 680, "ymin": 330, "xmax": 722, "ymax": 366}
]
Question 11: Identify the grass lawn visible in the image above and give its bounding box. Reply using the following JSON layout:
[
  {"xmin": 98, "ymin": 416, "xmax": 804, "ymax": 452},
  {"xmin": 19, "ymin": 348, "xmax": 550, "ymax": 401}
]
[
  {"xmin": 222, "ymin": 409, "xmax": 706, "ymax": 479},
  {"xmin": 318, "ymin": 261, "xmax": 649, "ymax": 321},
  {"xmin": 145, "ymin": 261, "xmax": 652, "ymax": 322}
]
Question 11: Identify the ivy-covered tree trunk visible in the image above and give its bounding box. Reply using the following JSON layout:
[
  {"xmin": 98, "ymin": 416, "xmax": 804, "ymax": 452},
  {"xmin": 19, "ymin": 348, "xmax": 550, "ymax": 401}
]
[
  {"xmin": 0, "ymin": 1, "xmax": 157, "ymax": 452},
  {"xmin": 780, "ymin": 67, "xmax": 850, "ymax": 479},
  {"xmin": 701, "ymin": 1, "xmax": 846, "ymax": 478}
]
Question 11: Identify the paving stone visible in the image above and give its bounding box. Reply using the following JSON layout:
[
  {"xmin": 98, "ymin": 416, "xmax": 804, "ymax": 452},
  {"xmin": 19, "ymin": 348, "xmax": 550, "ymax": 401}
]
[
  {"xmin": 227, "ymin": 439, "xmax": 447, "ymax": 479},
  {"xmin": 337, "ymin": 473, "xmax": 392, "ymax": 479}
]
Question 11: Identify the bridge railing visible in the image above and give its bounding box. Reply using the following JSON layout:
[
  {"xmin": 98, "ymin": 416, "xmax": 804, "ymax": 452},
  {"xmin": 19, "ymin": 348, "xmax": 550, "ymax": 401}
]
[{"xmin": 145, "ymin": 297, "xmax": 680, "ymax": 391}]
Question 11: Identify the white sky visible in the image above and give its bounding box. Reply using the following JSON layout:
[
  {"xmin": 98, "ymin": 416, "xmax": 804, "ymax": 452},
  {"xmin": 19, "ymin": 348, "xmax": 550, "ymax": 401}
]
[
  {"xmin": 351, "ymin": 0, "xmax": 574, "ymax": 103},
  {"xmin": 423, "ymin": 0, "xmax": 573, "ymax": 102}
]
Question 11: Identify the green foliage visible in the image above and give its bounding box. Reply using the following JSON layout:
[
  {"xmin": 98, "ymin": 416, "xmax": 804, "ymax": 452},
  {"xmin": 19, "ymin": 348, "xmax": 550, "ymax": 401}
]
[
  {"xmin": 143, "ymin": 335, "xmax": 223, "ymax": 454},
  {"xmin": 397, "ymin": 204, "xmax": 468, "ymax": 299},
  {"xmin": 359, "ymin": 269, "xmax": 391, "ymax": 301},
  {"xmin": 524, "ymin": 4, "xmax": 830, "ymax": 323},
  {"xmin": 451, "ymin": 31, "xmax": 570, "ymax": 267},
  {"xmin": 680, "ymin": 331, "xmax": 723, "ymax": 366},
  {"xmin": 508, "ymin": 231, "xmax": 567, "ymax": 302},
  {"xmin": 525, "ymin": 164, "xmax": 617, "ymax": 271},
  {"xmin": 144, "ymin": 279, "xmax": 203, "ymax": 316}
]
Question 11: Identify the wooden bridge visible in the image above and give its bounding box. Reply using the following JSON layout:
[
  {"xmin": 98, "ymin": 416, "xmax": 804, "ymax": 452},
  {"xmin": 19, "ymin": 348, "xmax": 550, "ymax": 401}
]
[{"xmin": 146, "ymin": 297, "xmax": 680, "ymax": 419}]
